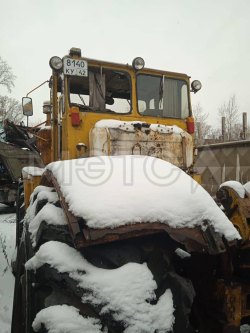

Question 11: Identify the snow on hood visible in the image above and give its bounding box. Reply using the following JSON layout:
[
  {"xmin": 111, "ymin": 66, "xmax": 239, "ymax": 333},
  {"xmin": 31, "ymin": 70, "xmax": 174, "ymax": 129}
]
[
  {"xmin": 95, "ymin": 119, "xmax": 184, "ymax": 134},
  {"xmin": 26, "ymin": 241, "xmax": 175, "ymax": 333},
  {"xmin": 46, "ymin": 155, "xmax": 240, "ymax": 241}
]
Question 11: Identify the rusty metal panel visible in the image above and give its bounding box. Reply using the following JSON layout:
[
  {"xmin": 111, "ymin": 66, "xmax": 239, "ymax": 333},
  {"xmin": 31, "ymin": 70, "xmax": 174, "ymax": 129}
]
[
  {"xmin": 195, "ymin": 141, "xmax": 250, "ymax": 196},
  {"xmin": 90, "ymin": 126, "xmax": 193, "ymax": 169},
  {"xmin": 41, "ymin": 170, "xmax": 82, "ymax": 248}
]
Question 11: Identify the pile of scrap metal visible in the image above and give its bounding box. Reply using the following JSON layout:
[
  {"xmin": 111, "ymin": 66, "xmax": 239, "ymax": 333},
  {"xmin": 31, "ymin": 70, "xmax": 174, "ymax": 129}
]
[{"xmin": 0, "ymin": 119, "xmax": 44, "ymax": 206}]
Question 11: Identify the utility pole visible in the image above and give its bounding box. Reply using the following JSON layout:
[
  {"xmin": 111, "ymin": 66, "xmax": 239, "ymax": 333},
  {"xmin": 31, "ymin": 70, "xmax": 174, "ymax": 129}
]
[
  {"xmin": 242, "ymin": 112, "xmax": 247, "ymax": 140},
  {"xmin": 222, "ymin": 116, "xmax": 226, "ymax": 142}
]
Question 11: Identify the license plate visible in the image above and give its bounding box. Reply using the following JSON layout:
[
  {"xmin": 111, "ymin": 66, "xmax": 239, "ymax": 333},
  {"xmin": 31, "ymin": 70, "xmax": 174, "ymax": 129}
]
[{"xmin": 63, "ymin": 58, "xmax": 88, "ymax": 76}]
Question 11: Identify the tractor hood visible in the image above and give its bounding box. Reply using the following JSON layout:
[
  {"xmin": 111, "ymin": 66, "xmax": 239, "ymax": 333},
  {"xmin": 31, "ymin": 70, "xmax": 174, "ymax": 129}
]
[{"xmin": 89, "ymin": 120, "xmax": 193, "ymax": 169}]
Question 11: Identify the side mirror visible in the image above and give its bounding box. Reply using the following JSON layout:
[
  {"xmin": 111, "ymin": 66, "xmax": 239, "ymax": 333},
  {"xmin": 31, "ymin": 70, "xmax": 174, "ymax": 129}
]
[{"xmin": 22, "ymin": 97, "xmax": 33, "ymax": 116}]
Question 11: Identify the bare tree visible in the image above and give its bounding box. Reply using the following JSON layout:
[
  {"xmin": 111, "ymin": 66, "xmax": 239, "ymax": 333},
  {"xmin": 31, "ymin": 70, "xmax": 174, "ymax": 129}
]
[
  {"xmin": 0, "ymin": 57, "xmax": 22, "ymax": 124},
  {"xmin": 192, "ymin": 103, "xmax": 211, "ymax": 145},
  {"xmin": 218, "ymin": 94, "xmax": 239, "ymax": 141},
  {"xmin": 0, "ymin": 57, "xmax": 16, "ymax": 93},
  {"xmin": 209, "ymin": 127, "xmax": 222, "ymax": 141},
  {"xmin": 0, "ymin": 95, "xmax": 23, "ymax": 124}
]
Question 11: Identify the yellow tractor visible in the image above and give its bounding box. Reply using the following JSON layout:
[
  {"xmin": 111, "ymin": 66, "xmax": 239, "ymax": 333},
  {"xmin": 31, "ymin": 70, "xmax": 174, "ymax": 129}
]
[{"xmin": 11, "ymin": 48, "xmax": 246, "ymax": 333}]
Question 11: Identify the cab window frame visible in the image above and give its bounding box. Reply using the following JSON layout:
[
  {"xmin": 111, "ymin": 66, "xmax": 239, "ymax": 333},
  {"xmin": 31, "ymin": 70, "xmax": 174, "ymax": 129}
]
[
  {"xmin": 66, "ymin": 66, "xmax": 133, "ymax": 115},
  {"xmin": 136, "ymin": 73, "xmax": 190, "ymax": 119}
]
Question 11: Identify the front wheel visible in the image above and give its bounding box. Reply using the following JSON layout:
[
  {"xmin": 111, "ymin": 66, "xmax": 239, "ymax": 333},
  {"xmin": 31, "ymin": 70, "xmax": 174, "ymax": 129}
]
[{"xmin": 25, "ymin": 233, "xmax": 196, "ymax": 333}]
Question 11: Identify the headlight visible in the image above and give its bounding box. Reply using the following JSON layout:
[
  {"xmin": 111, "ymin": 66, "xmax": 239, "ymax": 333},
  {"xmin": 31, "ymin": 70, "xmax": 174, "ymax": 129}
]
[
  {"xmin": 191, "ymin": 80, "xmax": 202, "ymax": 93},
  {"xmin": 43, "ymin": 101, "xmax": 51, "ymax": 114},
  {"xmin": 132, "ymin": 57, "xmax": 145, "ymax": 70},
  {"xmin": 49, "ymin": 56, "xmax": 63, "ymax": 71}
]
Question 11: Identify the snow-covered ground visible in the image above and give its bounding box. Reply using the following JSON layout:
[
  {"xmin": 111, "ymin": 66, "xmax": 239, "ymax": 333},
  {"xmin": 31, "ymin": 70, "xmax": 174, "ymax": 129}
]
[{"xmin": 0, "ymin": 208, "xmax": 15, "ymax": 333}]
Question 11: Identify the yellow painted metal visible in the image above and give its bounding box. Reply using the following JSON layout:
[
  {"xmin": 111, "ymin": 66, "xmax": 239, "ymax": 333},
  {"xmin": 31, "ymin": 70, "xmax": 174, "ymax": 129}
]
[
  {"xmin": 213, "ymin": 280, "xmax": 242, "ymax": 331},
  {"xmin": 36, "ymin": 127, "xmax": 52, "ymax": 165},
  {"xmin": 221, "ymin": 187, "xmax": 250, "ymax": 241},
  {"xmin": 23, "ymin": 175, "xmax": 42, "ymax": 209},
  {"xmin": 52, "ymin": 57, "xmax": 191, "ymax": 160},
  {"xmin": 60, "ymin": 62, "xmax": 191, "ymax": 160},
  {"xmin": 224, "ymin": 284, "xmax": 242, "ymax": 328},
  {"xmin": 192, "ymin": 173, "xmax": 201, "ymax": 184},
  {"xmin": 51, "ymin": 73, "xmax": 58, "ymax": 162}
]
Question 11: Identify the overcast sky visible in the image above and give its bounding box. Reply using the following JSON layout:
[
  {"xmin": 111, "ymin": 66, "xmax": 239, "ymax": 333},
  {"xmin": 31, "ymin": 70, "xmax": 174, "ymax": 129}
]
[{"xmin": 1, "ymin": 0, "xmax": 249, "ymax": 127}]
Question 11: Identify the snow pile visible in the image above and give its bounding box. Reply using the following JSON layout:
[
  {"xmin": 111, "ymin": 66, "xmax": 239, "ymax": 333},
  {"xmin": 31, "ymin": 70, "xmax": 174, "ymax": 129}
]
[
  {"xmin": 24, "ymin": 186, "xmax": 67, "ymax": 246},
  {"xmin": 220, "ymin": 180, "xmax": 246, "ymax": 198},
  {"xmin": 47, "ymin": 156, "xmax": 240, "ymax": 241},
  {"xmin": 26, "ymin": 241, "xmax": 175, "ymax": 333},
  {"xmin": 22, "ymin": 166, "xmax": 45, "ymax": 179},
  {"xmin": 0, "ymin": 213, "xmax": 16, "ymax": 333},
  {"xmin": 95, "ymin": 119, "xmax": 184, "ymax": 134},
  {"xmin": 26, "ymin": 186, "xmax": 57, "ymax": 221},
  {"xmin": 28, "ymin": 203, "xmax": 67, "ymax": 246},
  {"xmin": 33, "ymin": 305, "xmax": 103, "ymax": 333}
]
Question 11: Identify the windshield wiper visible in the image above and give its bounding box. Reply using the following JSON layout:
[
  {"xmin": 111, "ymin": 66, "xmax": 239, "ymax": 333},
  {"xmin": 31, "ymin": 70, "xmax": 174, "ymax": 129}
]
[
  {"xmin": 78, "ymin": 94, "xmax": 86, "ymax": 105},
  {"xmin": 159, "ymin": 76, "xmax": 164, "ymax": 108}
]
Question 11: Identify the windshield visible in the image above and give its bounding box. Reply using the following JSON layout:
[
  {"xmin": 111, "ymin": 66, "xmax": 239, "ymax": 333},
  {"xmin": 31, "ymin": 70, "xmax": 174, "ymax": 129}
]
[
  {"xmin": 137, "ymin": 74, "xmax": 189, "ymax": 119},
  {"xmin": 68, "ymin": 67, "xmax": 131, "ymax": 114}
]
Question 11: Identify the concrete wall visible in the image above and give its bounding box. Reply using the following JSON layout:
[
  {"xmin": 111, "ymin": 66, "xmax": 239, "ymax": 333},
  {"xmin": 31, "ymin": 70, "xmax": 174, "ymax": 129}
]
[{"xmin": 195, "ymin": 140, "xmax": 250, "ymax": 196}]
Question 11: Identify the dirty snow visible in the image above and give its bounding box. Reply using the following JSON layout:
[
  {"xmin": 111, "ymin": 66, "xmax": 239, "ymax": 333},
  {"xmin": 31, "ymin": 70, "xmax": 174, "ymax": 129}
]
[
  {"xmin": 95, "ymin": 119, "xmax": 184, "ymax": 134},
  {"xmin": 0, "ymin": 211, "xmax": 16, "ymax": 333},
  {"xmin": 47, "ymin": 155, "xmax": 240, "ymax": 241},
  {"xmin": 26, "ymin": 241, "xmax": 175, "ymax": 333},
  {"xmin": 33, "ymin": 305, "xmax": 104, "ymax": 333},
  {"xmin": 220, "ymin": 180, "xmax": 246, "ymax": 198}
]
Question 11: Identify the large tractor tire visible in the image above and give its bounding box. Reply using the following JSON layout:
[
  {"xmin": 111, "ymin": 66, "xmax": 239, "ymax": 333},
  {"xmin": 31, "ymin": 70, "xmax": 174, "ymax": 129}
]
[
  {"xmin": 16, "ymin": 180, "xmax": 25, "ymax": 246},
  {"xmin": 30, "ymin": 237, "xmax": 196, "ymax": 333},
  {"xmin": 12, "ymin": 187, "xmax": 197, "ymax": 333}
]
